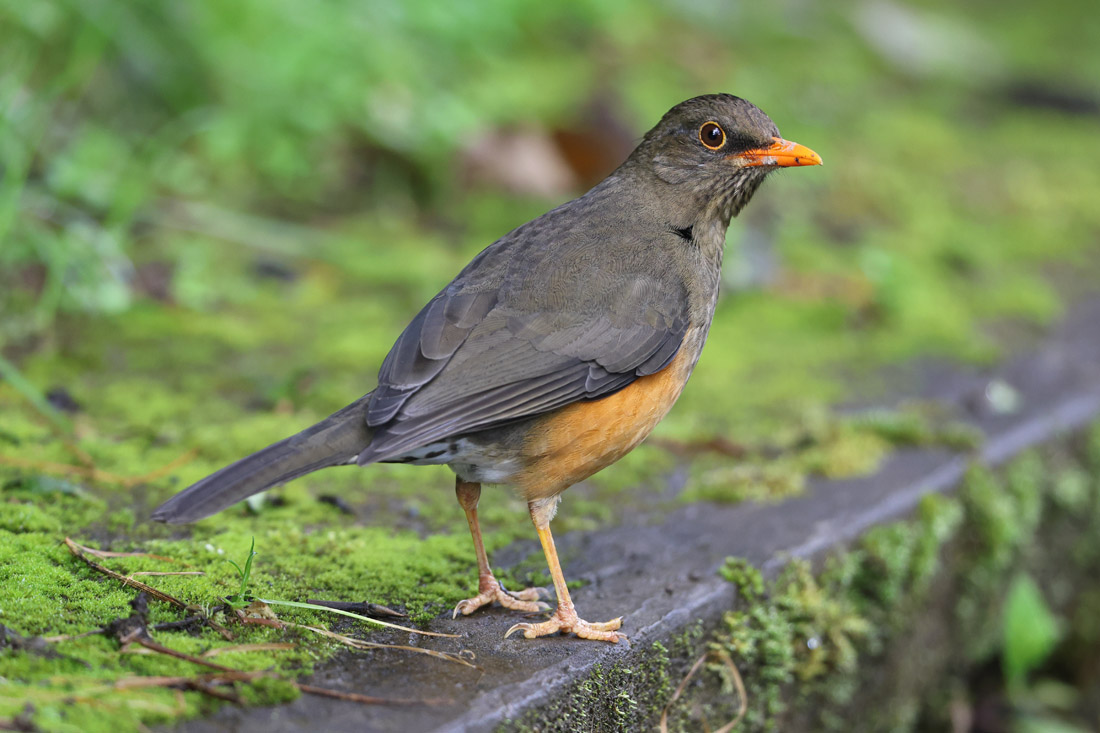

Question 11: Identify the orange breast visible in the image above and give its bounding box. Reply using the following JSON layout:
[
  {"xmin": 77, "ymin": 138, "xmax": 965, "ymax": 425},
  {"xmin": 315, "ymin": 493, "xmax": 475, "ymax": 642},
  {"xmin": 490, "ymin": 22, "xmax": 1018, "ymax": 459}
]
[{"xmin": 514, "ymin": 346, "xmax": 696, "ymax": 501}]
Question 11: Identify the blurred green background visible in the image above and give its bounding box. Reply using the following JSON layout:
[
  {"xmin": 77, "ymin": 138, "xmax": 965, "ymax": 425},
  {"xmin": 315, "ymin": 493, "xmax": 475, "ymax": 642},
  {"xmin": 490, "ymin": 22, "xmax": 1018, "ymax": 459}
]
[
  {"xmin": 2, "ymin": 0, "xmax": 1100, "ymax": 729},
  {"xmin": 4, "ymin": 0, "xmax": 1099, "ymax": 456}
]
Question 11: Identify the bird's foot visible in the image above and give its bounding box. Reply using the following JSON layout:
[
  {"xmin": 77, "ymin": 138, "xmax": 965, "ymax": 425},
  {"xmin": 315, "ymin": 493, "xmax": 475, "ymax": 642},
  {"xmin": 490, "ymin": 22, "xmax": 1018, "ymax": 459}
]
[
  {"xmin": 453, "ymin": 574, "xmax": 549, "ymax": 618},
  {"xmin": 504, "ymin": 604, "xmax": 625, "ymax": 643}
]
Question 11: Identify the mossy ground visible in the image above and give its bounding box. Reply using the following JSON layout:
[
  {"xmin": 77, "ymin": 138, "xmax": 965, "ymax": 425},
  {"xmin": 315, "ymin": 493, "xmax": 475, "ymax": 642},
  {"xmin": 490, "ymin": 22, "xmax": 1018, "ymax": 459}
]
[{"xmin": 3, "ymin": 0, "xmax": 1100, "ymax": 730}]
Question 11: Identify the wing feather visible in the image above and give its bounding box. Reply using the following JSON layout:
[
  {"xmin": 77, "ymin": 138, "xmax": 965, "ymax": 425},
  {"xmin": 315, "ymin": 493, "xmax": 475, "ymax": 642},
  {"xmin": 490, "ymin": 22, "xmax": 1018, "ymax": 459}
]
[{"xmin": 361, "ymin": 221, "xmax": 693, "ymax": 463}]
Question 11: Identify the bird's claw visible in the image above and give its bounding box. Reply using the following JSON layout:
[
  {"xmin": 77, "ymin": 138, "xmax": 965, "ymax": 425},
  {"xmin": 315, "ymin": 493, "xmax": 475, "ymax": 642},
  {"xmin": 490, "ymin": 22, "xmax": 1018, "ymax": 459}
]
[
  {"xmin": 452, "ymin": 577, "xmax": 549, "ymax": 619},
  {"xmin": 505, "ymin": 610, "xmax": 625, "ymax": 643}
]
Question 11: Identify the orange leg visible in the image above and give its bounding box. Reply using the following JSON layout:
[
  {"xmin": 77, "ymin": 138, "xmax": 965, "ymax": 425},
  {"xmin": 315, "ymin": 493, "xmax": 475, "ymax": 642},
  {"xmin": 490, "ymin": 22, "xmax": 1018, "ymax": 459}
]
[
  {"xmin": 452, "ymin": 479, "xmax": 548, "ymax": 618},
  {"xmin": 505, "ymin": 497, "xmax": 625, "ymax": 643}
]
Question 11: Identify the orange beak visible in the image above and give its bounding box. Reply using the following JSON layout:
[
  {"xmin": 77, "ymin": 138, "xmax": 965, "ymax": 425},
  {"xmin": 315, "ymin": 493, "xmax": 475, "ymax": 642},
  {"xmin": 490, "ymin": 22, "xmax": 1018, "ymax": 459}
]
[{"xmin": 730, "ymin": 136, "xmax": 822, "ymax": 168}]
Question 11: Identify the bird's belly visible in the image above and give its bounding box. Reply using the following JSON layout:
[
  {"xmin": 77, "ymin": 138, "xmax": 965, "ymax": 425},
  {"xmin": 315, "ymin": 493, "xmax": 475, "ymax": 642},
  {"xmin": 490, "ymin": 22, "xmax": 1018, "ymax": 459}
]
[
  {"xmin": 512, "ymin": 342, "xmax": 698, "ymax": 501},
  {"xmin": 412, "ymin": 330, "xmax": 703, "ymax": 497}
]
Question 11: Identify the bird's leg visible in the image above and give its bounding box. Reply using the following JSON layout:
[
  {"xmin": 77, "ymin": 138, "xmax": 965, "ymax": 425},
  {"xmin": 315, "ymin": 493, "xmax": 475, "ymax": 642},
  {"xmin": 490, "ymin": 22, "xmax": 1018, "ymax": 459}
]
[
  {"xmin": 505, "ymin": 496, "xmax": 625, "ymax": 643},
  {"xmin": 452, "ymin": 479, "xmax": 549, "ymax": 618}
]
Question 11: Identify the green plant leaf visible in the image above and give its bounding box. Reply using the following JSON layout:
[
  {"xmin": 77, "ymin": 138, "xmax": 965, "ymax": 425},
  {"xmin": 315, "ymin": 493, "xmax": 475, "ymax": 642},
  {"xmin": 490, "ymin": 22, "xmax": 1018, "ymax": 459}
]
[
  {"xmin": 224, "ymin": 536, "xmax": 257, "ymax": 608},
  {"xmin": 1003, "ymin": 572, "xmax": 1061, "ymax": 691}
]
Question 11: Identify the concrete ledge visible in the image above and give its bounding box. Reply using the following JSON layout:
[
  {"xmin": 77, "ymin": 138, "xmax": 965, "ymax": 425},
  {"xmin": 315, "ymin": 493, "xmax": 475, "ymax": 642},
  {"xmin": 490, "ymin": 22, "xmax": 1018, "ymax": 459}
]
[{"xmin": 177, "ymin": 298, "xmax": 1100, "ymax": 732}]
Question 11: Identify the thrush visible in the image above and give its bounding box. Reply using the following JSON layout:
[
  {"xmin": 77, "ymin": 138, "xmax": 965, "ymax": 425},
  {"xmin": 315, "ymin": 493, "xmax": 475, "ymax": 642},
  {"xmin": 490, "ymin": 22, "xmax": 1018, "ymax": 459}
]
[{"xmin": 152, "ymin": 94, "xmax": 821, "ymax": 642}]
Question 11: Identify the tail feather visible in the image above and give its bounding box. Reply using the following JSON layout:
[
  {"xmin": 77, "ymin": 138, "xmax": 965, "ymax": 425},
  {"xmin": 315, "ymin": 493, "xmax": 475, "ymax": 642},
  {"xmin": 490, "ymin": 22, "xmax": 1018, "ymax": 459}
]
[{"xmin": 151, "ymin": 397, "xmax": 373, "ymax": 524}]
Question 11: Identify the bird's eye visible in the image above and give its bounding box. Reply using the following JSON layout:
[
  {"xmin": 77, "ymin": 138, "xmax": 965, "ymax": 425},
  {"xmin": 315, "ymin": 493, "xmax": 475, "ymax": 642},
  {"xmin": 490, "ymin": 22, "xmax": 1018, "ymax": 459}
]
[{"xmin": 699, "ymin": 121, "xmax": 726, "ymax": 150}]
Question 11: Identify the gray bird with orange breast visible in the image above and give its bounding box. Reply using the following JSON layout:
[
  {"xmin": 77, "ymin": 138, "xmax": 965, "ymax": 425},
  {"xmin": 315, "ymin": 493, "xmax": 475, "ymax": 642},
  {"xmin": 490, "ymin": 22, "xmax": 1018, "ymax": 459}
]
[{"xmin": 153, "ymin": 94, "xmax": 822, "ymax": 642}]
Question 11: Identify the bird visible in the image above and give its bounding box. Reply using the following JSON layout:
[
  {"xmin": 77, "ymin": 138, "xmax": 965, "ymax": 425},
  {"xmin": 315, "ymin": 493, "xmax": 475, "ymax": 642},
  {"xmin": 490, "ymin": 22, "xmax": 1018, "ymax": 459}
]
[{"xmin": 152, "ymin": 94, "xmax": 821, "ymax": 643}]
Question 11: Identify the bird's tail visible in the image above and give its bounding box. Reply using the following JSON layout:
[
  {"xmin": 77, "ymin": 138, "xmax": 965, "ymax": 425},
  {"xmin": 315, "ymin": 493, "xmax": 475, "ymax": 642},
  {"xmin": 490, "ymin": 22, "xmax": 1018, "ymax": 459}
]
[{"xmin": 151, "ymin": 396, "xmax": 373, "ymax": 524}]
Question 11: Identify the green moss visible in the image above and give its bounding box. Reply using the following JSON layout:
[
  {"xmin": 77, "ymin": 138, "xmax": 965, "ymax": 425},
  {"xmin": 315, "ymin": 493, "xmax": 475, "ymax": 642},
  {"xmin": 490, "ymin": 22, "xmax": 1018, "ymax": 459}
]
[
  {"xmin": 0, "ymin": 601, "xmax": 315, "ymax": 733},
  {"xmin": 675, "ymin": 429, "xmax": 1100, "ymax": 732},
  {"xmin": 678, "ymin": 406, "xmax": 978, "ymax": 507},
  {"xmin": 683, "ymin": 461, "xmax": 806, "ymax": 504},
  {"xmin": 720, "ymin": 557, "xmax": 764, "ymax": 602},
  {"xmin": 237, "ymin": 676, "xmax": 301, "ymax": 706},
  {"xmin": 1084, "ymin": 424, "xmax": 1100, "ymax": 473},
  {"xmin": 707, "ymin": 558, "xmax": 878, "ymax": 730},
  {"xmin": 0, "ymin": 500, "xmax": 502, "ymax": 730},
  {"xmin": 714, "ymin": 603, "xmax": 796, "ymax": 729},
  {"xmin": 908, "ymin": 493, "xmax": 964, "ymax": 594},
  {"xmin": 1051, "ymin": 468, "xmax": 1090, "ymax": 512},
  {"xmin": 505, "ymin": 641, "xmax": 676, "ymax": 732},
  {"xmin": 847, "ymin": 409, "xmax": 982, "ymax": 452},
  {"xmin": 853, "ymin": 523, "xmax": 918, "ymax": 612}
]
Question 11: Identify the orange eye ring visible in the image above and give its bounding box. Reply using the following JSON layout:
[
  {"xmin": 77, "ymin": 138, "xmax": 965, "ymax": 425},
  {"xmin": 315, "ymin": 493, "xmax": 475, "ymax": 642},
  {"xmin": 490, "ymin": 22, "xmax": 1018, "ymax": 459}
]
[{"xmin": 699, "ymin": 121, "xmax": 726, "ymax": 150}]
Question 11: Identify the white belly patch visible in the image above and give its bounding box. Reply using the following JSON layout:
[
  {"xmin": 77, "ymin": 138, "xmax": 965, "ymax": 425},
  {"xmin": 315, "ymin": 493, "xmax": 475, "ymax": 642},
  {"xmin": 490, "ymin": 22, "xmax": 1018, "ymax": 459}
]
[{"xmin": 385, "ymin": 438, "xmax": 521, "ymax": 485}]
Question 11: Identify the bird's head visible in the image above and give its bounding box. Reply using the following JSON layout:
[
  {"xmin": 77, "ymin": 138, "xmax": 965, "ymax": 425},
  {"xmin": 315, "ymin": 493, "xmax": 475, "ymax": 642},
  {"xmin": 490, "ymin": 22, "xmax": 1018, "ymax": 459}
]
[{"xmin": 627, "ymin": 94, "xmax": 821, "ymax": 224}]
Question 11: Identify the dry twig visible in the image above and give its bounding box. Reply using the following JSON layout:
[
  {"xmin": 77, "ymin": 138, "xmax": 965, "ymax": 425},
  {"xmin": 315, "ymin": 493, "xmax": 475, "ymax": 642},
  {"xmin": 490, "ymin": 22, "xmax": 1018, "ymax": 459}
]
[
  {"xmin": 121, "ymin": 632, "xmax": 237, "ymax": 673},
  {"xmin": 112, "ymin": 670, "xmax": 265, "ymax": 691},
  {"xmin": 201, "ymin": 643, "xmax": 297, "ymax": 658},
  {"xmin": 290, "ymin": 620, "xmax": 478, "ymax": 669},
  {"xmin": 64, "ymin": 538, "xmax": 191, "ymax": 610},
  {"xmin": 112, "ymin": 670, "xmax": 447, "ymax": 707},
  {"xmin": 75, "ymin": 545, "xmax": 184, "ymax": 563},
  {"xmin": 297, "ymin": 684, "xmax": 450, "ymax": 706},
  {"xmin": 262, "ymin": 599, "xmax": 456, "ymax": 637},
  {"xmin": 63, "ymin": 539, "xmax": 233, "ymax": 640},
  {"xmin": 659, "ymin": 648, "xmax": 747, "ymax": 733}
]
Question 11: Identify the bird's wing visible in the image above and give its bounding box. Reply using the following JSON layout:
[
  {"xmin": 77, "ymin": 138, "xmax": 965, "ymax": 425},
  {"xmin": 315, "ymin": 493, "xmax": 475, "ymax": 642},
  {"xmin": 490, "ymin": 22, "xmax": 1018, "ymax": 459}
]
[{"xmin": 360, "ymin": 235, "xmax": 689, "ymax": 463}]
